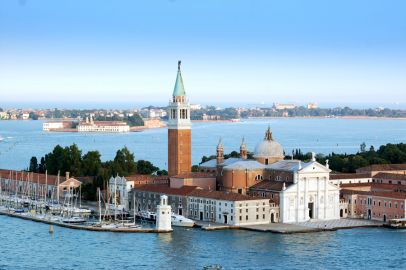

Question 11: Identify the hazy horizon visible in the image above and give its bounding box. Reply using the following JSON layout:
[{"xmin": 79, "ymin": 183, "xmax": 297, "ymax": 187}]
[{"xmin": 1, "ymin": 0, "xmax": 405, "ymax": 105}]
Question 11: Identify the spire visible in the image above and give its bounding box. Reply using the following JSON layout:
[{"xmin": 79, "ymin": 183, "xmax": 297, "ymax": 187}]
[
  {"xmin": 240, "ymin": 137, "xmax": 246, "ymax": 149},
  {"xmin": 217, "ymin": 137, "xmax": 223, "ymax": 149},
  {"xmin": 264, "ymin": 125, "xmax": 273, "ymax": 141},
  {"xmin": 173, "ymin": 60, "xmax": 186, "ymax": 97},
  {"xmin": 240, "ymin": 137, "xmax": 247, "ymax": 160}
]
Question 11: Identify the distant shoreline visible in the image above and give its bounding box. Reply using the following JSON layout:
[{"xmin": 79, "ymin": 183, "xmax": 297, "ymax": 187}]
[{"xmin": 247, "ymin": 116, "xmax": 406, "ymax": 120}]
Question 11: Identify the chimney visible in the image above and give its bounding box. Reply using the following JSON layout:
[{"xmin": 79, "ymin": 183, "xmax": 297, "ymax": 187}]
[{"xmin": 66, "ymin": 171, "xmax": 70, "ymax": 181}]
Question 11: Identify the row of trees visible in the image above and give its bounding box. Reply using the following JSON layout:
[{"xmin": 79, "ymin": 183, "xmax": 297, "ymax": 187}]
[
  {"xmin": 198, "ymin": 143, "xmax": 406, "ymax": 174},
  {"xmin": 288, "ymin": 143, "xmax": 406, "ymax": 173},
  {"xmin": 239, "ymin": 106, "xmax": 406, "ymax": 118},
  {"xmin": 28, "ymin": 144, "xmax": 167, "ymax": 200}
]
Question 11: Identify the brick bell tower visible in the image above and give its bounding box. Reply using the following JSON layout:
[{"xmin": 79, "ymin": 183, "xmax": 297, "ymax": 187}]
[{"xmin": 167, "ymin": 61, "xmax": 192, "ymax": 177}]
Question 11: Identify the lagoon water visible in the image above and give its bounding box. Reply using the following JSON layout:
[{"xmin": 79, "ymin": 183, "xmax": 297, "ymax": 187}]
[
  {"xmin": 1, "ymin": 119, "xmax": 406, "ymax": 269},
  {"xmin": 1, "ymin": 118, "xmax": 406, "ymax": 170},
  {"xmin": 0, "ymin": 215, "xmax": 405, "ymax": 270}
]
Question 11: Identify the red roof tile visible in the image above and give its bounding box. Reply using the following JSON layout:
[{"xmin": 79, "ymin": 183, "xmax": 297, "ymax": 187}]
[
  {"xmin": 188, "ymin": 189, "xmax": 264, "ymax": 201},
  {"xmin": 330, "ymin": 173, "xmax": 371, "ymax": 180},
  {"xmin": 132, "ymin": 185, "xmax": 198, "ymax": 196},
  {"xmin": 373, "ymin": 172, "xmax": 406, "ymax": 181}
]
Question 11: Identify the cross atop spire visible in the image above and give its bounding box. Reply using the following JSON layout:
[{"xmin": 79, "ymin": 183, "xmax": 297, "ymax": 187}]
[{"xmin": 264, "ymin": 125, "xmax": 273, "ymax": 141}]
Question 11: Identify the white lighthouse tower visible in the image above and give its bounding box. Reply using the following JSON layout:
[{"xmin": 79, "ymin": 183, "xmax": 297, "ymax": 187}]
[{"xmin": 156, "ymin": 195, "xmax": 172, "ymax": 231}]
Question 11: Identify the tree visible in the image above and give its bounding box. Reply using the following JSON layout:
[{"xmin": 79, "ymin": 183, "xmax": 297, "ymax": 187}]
[
  {"xmin": 38, "ymin": 157, "xmax": 46, "ymax": 173},
  {"xmin": 82, "ymin": 151, "xmax": 102, "ymax": 176},
  {"xmin": 360, "ymin": 142, "xmax": 367, "ymax": 153},
  {"xmin": 29, "ymin": 157, "xmax": 38, "ymax": 172},
  {"xmin": 136, "ymin": 160, "xmax": 158, "ymax": 175}
]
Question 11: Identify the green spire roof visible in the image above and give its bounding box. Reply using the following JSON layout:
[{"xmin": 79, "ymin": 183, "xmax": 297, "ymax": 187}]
[{"xmin": 173, "ymin": 61, "xmax": 186, "ymax": 97}]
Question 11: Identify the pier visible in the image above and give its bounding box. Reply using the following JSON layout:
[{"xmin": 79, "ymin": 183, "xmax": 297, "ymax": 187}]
[{"xmin": 0, "ymin": 210, "xmax": 172, "ymax": 233}]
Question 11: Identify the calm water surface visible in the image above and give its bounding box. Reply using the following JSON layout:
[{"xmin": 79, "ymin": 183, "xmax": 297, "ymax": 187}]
[
  {"xmin": 1, "ymin": 118, "xmax": 406, "ymax": 170},
  {"xmin": 1, "ymin": 119, "xmax": 406, "ymax": 269},
  {"xmin": 0, "ymin": 215, "xmax": 405, "ymax": 270}
]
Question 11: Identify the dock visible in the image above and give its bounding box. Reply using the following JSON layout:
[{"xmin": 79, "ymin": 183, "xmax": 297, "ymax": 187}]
[
  {"xmin": 0, "ymin": 210, "xmax": 172, "ymax": 233},
  {"xmin": 196, "ymin": 219, "xmax": 383, "ymax": 234}
]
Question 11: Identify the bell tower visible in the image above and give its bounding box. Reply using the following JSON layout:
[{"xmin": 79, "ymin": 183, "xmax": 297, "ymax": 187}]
[{"xmin": 167, "ymin": 61, "xmax": 192, "ymax": 176}]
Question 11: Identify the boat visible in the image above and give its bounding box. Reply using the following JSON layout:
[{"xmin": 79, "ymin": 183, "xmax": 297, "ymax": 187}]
[
  {"xmin": 136, "ymin": 210, "xmax": 156, "ymax": 221},
  {"xmin": 171, "ymin": 213, "xmax": 195, "ymax": 227},
  {"xmin": 136, "ymin": 211, "xmax": 195, "ymax": 227},
  {"xmin": 385, "ymin": 218, "xmax": 406, "ymax": 229},
  {"xmin": 62, "ymin": 216, "xmax": 86, "ymax": 224}
]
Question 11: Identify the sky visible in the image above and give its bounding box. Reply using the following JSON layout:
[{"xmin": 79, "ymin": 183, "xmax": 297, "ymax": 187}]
[{"xmin": 0, "ymin": 0, "xmax": 405, "ymax": 108}]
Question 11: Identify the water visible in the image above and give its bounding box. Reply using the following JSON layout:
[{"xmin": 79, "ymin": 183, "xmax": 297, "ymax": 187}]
[
  {"xmin": 1, "ymin": 119, "xmax": 406, "ymax": 269},
  {"xmin": 1, "ymin": 118, "xmax": 406, "ymax": 170},
  {"xmin": 0, "ymin": 215, "xmax": 404, "ymax": 270}
]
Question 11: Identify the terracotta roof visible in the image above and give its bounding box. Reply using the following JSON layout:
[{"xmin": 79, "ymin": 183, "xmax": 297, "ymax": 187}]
[
  {"xmin": 0, "ymin": 169, "xmax": 59, "ymax": 185},
  {"xmin": 357, "ymin": 164, "xmax": 406, "ymax": 172},
  {"xmin": 125, "ymin": 175, "xmax": 169, "ymax": 182},
  {"xmin": 132, "ymin": 185, "xmax": 199, "ymax": 196},
  {"xmin": 188, "ymin": 189, "xmax": 264, "ymax": 201},
  {"xmin": 171, "ymin": 172, "xmax": 216, "ymax": 178},
  {"xmin": 249, "ymin": 180, "xmax": 294, "ymax": 192},
  {"xmin": 330, "ymin": 173, "xmax": 371, "ymax": 180},
  {"xmin": 341, "ymin": 189, "xmax": 406, "ymax": 200},
  {"xmin": 373, "ymin": 172, "xmax": 406, "ymax": 181},
  {"xmin": 340, "ymin": 183, "xmax": 406, "ymax": 192}
]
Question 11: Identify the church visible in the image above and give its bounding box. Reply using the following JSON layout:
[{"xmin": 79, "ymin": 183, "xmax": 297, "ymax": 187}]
[
  {"xmin": 142, "ymin": 61, "xmax": 341, "ymax": 223},
  {"xmin": 198, "ymin": 128, "xmax": 341, "ymax": 223}
]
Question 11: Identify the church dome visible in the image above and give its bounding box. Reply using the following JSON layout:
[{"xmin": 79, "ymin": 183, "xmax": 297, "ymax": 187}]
[{"xmin": 254, "ymin": 127, "xmax": 284, "ymax": 158}]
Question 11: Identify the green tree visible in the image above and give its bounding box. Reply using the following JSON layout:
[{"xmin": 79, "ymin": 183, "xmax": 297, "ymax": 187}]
[
  {"xmin": 29, "ymin": 157, "xmax": 38, "ymax": 172},
  {"xmin": 82, "ymin": 151, "xmax": 102, "ymax": 176},
  {"xmin": 136, "ymin": 160, "xmax": 158, "ymax": 175}
]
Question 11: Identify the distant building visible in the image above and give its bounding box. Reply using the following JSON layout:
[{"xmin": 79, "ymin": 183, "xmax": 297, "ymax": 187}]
[
  {"xmin": 273, "ymin": 103, "xmax": 296, "ymax": 110},
  {"xmin": 190, "ymin": 104, "xmax": 202, "ymax": 110},
  {"xmin": 202, "ymin": 114, "xmax": 221, "ymax": 121},
  {"xmin": 307, "ymin": 103, "xmax": 318, "ymax": 109},
  {"xmin": 0, "ymin": 112, "xmax": 9, "ymax": 120},
  {"xmin": 42, "ymin": 121, "xmax": 72, "ymax": 131},
  {"xmin": 77, "ymin": 116, "xmax": 129, "ymax": 132}
]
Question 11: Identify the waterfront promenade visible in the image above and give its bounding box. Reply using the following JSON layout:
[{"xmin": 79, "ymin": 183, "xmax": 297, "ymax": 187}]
[{"xmin": 196, "ymin": 218, "xmax": 383, "ymax": 234}]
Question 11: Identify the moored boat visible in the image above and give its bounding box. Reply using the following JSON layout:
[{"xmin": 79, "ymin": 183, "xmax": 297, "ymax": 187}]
[{"xmin": 385, "ymin": 218, "xmax": 406, "ymax": 229}]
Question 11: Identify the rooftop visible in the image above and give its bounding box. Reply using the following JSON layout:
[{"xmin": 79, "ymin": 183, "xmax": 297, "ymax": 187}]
[
  {"xmin": 249, "ymin": 180, "xmax": 294, "ymax": 192},
  {"xmin": 373, "ymin": 172, "xmax": 406, "ymax": 180},
  {"xmin": 330, "ymin": 173, "xmax": 372, "ymax": 180},
  {"xmin": 199, "ymin": 157, "xmax": 241, "ymax": 168},
  {"xmin": 357, "ymin": 164, "xmax": 406, "ymax": 172},
  {"xmin": 171, "ymin": 172, "xmax": 216, "ymax": 178},
  {"xmin": 188, "ymin": 189, "xmax": 265, "ymax": 201},
  {"xmin": 223, "ymin": 160, "xmax": 267, "ymax": 171},
  {"xmin": 132, "ymin": 185, "xmax": 199, "ymax": 196}
]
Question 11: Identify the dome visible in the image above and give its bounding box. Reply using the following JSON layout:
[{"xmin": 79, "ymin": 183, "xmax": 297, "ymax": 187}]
[
  {"xmin": 254, "ymin": 140, "xmax": 284, "ymax": 158},
  {"xmin": 254, "ymin": 126, "xmax": 284, "ymax": 158}
]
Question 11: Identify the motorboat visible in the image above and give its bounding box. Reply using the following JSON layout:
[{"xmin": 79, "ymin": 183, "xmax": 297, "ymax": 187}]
[
  {"xmin": 62, "ymin": 216, "xmax": 86, "ymax": 224},
  {"xmin": 171, "ymin": 213, "xmax": 195, "ymax": 227},
  {"xmin": 136, "ymin": 211, "xmax": 156, "ymax": 221},
  {"xmin": 385, "ymin": 218, "xmax": 406, "ymax": 229}
]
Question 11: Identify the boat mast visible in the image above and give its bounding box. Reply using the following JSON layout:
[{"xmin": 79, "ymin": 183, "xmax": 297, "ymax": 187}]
[
  {"xmin": 45, "ymin": 170, "xmax": 48, "ymax": 203},
  {"xmin": 98, "ymin": 188, "xmax": 102, "ymax": 223},
  {"xmin": 57, "ymin": 171, "xmax": 60, "ymax": 205}
]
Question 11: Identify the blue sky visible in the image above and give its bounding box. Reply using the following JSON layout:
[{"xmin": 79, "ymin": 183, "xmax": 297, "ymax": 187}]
[{"xmin": 0, "ymin": 0, "xmax": 405, "ymax": 108}]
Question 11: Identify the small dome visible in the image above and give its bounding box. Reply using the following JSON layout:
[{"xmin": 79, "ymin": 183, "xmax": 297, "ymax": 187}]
[
  {"xmin": 254, "ymin": 126, "xmax": 284, "ymax": 158},
  {"xmin": 254, "ymin": 140, "xmax": 284, "ymax": 158}
]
